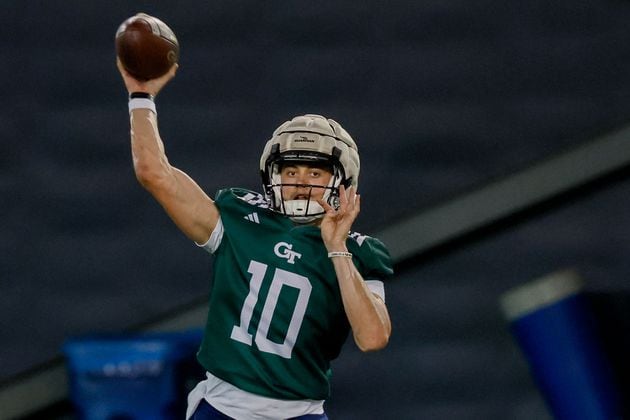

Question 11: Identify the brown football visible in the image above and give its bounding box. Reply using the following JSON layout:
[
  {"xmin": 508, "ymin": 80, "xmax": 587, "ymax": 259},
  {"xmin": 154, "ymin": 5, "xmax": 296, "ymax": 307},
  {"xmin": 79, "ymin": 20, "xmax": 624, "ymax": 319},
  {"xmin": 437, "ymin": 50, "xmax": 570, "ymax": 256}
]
[{"xmin": 115, "ymin": 13, "xmax": 179, "ymax": 80}]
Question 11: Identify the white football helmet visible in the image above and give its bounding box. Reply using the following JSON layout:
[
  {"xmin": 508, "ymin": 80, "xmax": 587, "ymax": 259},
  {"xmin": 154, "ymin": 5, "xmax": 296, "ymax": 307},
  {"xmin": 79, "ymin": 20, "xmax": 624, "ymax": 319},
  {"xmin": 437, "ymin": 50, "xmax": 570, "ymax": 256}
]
[{"xmin": 260, "ymin": 114, "xmax": 360, "ymax": 223}]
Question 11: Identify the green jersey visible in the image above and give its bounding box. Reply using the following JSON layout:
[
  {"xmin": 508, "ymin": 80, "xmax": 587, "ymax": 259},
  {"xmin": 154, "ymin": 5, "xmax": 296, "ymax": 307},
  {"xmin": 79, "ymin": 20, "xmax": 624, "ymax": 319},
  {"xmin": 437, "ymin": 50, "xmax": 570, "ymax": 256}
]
[{"xmin": 197, "ymin": 188, "xmax": 393, "ymax": 401}]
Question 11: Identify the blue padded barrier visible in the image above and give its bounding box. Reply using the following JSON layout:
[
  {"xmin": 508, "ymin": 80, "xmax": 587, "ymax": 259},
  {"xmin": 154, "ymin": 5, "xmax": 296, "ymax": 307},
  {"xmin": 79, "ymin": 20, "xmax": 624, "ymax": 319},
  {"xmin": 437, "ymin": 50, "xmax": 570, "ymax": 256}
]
[{"xmin": 63, "ymin": 329, "xmax": 203, "ymax": 420}]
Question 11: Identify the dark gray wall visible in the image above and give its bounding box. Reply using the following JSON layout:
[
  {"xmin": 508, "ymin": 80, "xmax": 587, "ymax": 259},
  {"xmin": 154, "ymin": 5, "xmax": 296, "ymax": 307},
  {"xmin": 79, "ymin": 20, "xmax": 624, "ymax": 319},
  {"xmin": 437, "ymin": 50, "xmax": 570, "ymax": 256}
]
[{"xmin": 3, "ymin": 1, "xmax": 630, "ymax": 418}]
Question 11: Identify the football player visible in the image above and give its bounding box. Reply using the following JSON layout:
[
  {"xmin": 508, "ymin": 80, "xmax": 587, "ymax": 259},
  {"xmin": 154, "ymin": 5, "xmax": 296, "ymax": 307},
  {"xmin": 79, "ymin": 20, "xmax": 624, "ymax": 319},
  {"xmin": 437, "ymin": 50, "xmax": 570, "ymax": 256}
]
[{"xmin": 117, "ymin": 60, "xmax": 393, "ymax": 419}]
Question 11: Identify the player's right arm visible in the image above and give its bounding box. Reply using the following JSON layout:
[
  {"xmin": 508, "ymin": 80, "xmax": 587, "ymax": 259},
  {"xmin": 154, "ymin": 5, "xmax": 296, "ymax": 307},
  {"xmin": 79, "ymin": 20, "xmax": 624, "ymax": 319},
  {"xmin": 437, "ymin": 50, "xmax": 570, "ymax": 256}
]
[{"xmin": 118, "ymin": 59, "xmax": 219, "ymax": 244}]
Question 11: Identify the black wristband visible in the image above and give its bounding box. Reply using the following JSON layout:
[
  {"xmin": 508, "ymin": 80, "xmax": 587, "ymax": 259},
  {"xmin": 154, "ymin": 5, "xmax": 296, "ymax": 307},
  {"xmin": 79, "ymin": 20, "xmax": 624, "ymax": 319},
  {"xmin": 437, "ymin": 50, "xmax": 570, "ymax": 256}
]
[{"xmin": 129, "ymin": 92, "xmax": 154, "ymax": 100}]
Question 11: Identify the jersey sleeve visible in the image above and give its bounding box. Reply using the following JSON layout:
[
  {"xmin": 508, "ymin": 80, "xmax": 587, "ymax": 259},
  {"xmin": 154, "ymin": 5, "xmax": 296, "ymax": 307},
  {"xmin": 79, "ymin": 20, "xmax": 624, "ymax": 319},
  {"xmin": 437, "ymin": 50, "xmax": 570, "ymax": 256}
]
[
  {"xmin": 347, "ymin": 233, "xmax": 394, "ymax": 282},
  {"xmin": 213, "ymin": 188, "xmax": 271, "ymax": 213},
  {"xmin": 196, "ymin": 217, "xmax": 224, "ymax": 254},
  {"xmin": 193, "ymin": 188, "xmax": 242, "ymax": 254},
  {"xmin": 213, "ymin": 188, "xmax": 238, "ymax": 208}
]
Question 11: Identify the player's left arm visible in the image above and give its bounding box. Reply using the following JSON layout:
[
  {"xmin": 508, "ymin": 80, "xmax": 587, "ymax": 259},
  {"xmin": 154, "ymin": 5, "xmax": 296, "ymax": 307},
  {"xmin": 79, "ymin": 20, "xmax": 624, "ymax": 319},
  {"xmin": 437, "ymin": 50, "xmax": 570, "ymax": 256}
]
[{"xmin": 318, "ymin": 186, "xmax": 392, "ymax": 352}]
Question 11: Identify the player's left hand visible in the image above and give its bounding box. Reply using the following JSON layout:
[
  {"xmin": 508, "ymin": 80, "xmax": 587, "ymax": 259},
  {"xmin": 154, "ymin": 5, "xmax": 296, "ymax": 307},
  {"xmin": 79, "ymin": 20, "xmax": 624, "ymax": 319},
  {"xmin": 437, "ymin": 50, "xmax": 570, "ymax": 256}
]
[{"xmin": 317, "ymin": 185, "xmax": 360, "ymax": 252}]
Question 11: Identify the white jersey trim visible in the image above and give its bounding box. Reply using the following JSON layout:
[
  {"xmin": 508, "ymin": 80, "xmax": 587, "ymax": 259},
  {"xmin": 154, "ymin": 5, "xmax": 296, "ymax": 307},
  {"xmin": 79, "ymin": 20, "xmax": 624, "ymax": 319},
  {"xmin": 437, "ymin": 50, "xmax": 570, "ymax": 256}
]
[
  {"xmin": 196, "ymin": 217, "xmax": 224, "ymax": 254},
  {"xmin": 365, "ymin": 280, "xmax": 385, "ymax": 302},
  {"xmin": 186, "ymin": 371, "xmax": 325, "ymax": 419}
]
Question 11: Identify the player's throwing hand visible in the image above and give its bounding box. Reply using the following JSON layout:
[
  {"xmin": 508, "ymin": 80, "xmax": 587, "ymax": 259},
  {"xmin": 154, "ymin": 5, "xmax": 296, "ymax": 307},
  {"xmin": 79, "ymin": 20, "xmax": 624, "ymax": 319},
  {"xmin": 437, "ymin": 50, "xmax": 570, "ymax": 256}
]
[{"xmin": 116, "ymin": 57, "xmax": 178, "ymax": 97}]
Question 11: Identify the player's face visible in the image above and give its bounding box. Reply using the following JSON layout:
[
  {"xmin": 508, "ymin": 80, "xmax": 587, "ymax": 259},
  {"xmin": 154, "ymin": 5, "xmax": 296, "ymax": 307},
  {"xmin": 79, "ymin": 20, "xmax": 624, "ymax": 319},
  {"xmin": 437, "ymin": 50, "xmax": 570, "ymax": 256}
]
[{"xmin": 280, "ymin": 164, "xmax": 333, "ymax": 201}]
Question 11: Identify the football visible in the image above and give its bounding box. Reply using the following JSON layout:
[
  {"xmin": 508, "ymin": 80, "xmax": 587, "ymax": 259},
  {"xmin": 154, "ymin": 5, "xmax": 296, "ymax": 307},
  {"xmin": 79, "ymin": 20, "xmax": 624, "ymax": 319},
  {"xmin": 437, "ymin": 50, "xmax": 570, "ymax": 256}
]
[{"xmin": 115, "ymin": 13, "xmax": 179, "ymax": 80}]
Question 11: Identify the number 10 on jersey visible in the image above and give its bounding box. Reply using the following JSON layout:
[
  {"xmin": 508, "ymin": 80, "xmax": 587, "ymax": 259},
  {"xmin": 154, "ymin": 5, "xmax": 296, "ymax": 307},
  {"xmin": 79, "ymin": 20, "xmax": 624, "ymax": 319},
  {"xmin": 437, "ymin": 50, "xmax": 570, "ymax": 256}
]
[{"xmin": 230, "ymin": 260, "xmax": 312, "ymax": 359}]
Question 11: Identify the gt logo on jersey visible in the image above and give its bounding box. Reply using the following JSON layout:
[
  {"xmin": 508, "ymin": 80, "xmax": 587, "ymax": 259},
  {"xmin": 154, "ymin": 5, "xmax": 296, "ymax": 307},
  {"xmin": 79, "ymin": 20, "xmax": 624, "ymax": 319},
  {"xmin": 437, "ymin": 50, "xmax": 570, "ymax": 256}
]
[{"xmin": 274, "ymin": 242, "xmax": 302, "ymax": 264}]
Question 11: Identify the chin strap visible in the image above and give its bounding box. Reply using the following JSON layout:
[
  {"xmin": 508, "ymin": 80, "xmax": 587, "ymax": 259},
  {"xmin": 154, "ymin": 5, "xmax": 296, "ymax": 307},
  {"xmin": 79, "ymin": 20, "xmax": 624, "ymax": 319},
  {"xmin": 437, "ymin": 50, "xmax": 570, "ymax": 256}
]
[{"xmin": 282, "ymin": 199, "xmax": 325, "ymax": 223}]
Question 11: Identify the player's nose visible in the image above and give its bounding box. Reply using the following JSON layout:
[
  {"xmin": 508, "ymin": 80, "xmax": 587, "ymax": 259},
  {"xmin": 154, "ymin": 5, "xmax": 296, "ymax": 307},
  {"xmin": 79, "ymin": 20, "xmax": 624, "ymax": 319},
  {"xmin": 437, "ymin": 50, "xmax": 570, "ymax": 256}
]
[{"xmin": 296, "ymin": 171, "xmax": 309, "ymax": 185}]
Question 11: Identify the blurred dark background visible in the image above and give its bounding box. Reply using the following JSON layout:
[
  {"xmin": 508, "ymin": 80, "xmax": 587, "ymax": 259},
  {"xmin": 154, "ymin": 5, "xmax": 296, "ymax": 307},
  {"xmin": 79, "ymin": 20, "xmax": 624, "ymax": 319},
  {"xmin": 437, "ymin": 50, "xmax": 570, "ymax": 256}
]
[{"xmin": 3, "ymin": 1, "xmax": 630, "ymax": 418}]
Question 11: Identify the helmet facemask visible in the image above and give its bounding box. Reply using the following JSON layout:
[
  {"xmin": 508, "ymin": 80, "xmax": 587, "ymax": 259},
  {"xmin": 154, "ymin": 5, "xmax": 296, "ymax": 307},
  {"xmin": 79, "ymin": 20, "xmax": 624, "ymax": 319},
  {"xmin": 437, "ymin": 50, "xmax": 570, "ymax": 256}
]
[{"xmin": 266, "ymin": 153, "xmax": 345, "ymax": 223}]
